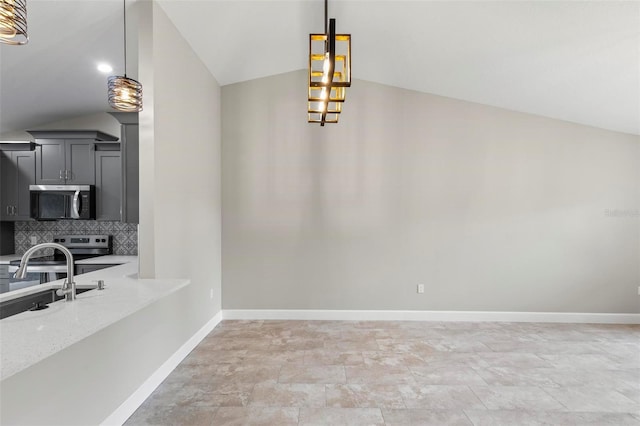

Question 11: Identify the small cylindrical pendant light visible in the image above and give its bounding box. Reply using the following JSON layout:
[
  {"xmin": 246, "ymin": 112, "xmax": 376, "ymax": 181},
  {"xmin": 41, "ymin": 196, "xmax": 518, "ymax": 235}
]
[
  {"xmin": 108, "ymin": 0, "xmax": 142, "ymax": 112},
  {"xmin": 108, "ymin": 75, "xmax": 143, "ymax": 112},
  {"xmin": 0, "ymin": 0, "xmax": 28, "ymax": 45}
]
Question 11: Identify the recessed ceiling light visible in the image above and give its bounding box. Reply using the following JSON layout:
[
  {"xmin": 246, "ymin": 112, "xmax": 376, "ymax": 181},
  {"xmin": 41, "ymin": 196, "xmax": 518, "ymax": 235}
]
[{"xmin": 97, "ymin": 63, "xmax": 113, "ymax": 73}]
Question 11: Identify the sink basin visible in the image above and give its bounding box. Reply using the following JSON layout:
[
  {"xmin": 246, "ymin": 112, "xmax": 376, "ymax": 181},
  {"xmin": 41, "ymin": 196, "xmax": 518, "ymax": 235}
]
[{"xmin": 0, "ymin": 288, "xmax": 94, "ymax": 320}]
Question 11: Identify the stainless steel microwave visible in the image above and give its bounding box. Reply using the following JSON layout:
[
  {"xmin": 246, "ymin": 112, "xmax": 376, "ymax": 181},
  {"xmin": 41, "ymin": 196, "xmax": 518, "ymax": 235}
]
[{"xmin": 29, "ymin": 185, "xmax": 96, "ymax": 220}]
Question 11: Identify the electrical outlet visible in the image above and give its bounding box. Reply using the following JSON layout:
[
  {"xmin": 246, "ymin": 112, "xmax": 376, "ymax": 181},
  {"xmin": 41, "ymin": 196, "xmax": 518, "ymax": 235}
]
[
  {"xmin": 637, "ymin": 286, "xmax": 640, "ymax": 296},
  {"xmin": 417, "ymin": 284, "xmax": 425, "ymax": 294},
  {"xmin": 210, "ymin": 288, "xmax": 214, "ymax": 300},
  {"xmin": 30, "ymin": 236, "xmax": 37, "ymax": 245}
]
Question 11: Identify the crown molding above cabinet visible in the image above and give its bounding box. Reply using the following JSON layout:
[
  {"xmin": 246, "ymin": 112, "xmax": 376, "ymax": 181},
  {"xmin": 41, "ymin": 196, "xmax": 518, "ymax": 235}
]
[
  {"xmin": 26, "ymin": 130, "xmax": 118, "ymax": 141},
  {"xmin": 0, "ymin": 142, "xmax": 37, "ymax": 151}
]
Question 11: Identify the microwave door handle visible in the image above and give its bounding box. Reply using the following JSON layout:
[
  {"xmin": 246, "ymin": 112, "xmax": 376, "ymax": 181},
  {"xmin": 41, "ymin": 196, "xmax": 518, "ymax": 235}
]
[{"xmin": 71, "ymin": 191, "xmax": 81, "ymax": 219}]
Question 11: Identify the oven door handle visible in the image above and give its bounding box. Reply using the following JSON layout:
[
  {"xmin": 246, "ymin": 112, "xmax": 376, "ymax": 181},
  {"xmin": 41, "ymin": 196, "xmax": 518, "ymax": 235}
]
[{"xmin": 71, "ymin": 190, "xmax": 81, "ymax": 219}]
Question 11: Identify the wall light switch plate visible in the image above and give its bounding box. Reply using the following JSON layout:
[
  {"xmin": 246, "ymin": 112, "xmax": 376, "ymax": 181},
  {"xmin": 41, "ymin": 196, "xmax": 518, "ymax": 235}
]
[
  {"xmin": 210, "ymin": 288, "xmax": 214, "ymax": 300},
  {"xmin": 30, "ymin": 236, "xmax": 37, "ymax": 245},
  {"xmin": 417, "ymin": 284, "xmax": 425, "ymax": 294}
]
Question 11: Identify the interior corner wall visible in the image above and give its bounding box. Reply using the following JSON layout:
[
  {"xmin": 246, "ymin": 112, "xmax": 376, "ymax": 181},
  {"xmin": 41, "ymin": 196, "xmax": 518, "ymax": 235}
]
[
  {"xmin": 222, "ymin": 70, "xmax": 640, "ymax": 314},
  {"xmin": 139, "ymin": 2, "xmax": 222, "ymax": 310}
]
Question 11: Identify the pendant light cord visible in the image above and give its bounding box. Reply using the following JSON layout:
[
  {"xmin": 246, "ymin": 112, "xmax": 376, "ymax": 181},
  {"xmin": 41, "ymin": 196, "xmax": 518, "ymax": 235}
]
[{"xmin": 123, "ymin": 0, "xmax": 127, "ymax": 77}]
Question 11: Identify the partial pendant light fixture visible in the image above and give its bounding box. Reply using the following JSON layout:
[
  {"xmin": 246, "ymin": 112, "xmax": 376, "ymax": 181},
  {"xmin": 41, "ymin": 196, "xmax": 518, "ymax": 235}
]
[
  {"xmin": 108, "ymin": 0, "xmax": 142, "ymax": 112},
  {"xmin": 0, "ymin": 0, "xmax": 28, "ymax": 45},
  {"xmin": 308, "ymin": 0, "xmax": 351, "ymax": 126}
]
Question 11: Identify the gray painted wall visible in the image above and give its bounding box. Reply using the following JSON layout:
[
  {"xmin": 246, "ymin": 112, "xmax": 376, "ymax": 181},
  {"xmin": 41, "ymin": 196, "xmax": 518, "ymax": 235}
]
[
  {"xmin": 222, "ymin": 70, "xmax": 640, "ymax": 313},
  {"xmin": 138, "ymin": 2, "xmax": 222, "ymax": 325}
]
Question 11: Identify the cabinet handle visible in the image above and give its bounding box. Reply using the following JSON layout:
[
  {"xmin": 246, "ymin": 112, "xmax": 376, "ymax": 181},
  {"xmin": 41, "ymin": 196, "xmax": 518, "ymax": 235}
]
[
  {"xmin": 59, "ymin": 170, "xmax": 64, "ymax": 180},
  {"xmin": 66, "ymin": 170, "xmax": 71, "ymax": 180},
  {"xmin": 10, "ymin": 206, "xmax": 15, "ymax": 216}
]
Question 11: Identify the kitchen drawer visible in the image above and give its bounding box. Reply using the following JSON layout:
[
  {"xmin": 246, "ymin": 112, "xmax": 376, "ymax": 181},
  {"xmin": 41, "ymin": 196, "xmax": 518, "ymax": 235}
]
[
  {"xmin": 0, "ymin": 265, "xmax": 10, "ymax": 292},
  {"xmin": 76, "ymin": 264, "xmax": 118, "ymax": 275},
  {"xmin": 0, "ymin": 264, "xmax": 10, "ymax": 278}
]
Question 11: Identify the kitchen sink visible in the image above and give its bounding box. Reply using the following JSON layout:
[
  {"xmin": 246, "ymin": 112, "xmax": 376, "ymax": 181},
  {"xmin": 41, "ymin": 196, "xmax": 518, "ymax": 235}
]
[{"xmin": 0, "ymin": 288, "xmax": 94, "ymax": 320}]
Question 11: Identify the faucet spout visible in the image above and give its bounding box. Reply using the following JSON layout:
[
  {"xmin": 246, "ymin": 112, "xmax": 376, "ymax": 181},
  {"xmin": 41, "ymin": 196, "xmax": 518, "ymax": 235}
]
[{"xmin": 14, "ymin": 243, "xmax": 76, "ymax": 301}]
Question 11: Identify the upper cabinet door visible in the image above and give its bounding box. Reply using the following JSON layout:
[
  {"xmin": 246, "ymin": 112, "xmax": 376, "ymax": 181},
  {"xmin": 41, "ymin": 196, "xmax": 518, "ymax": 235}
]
[
  {"xmin": 65, "ymin": 139, "xmax": 95, "ymax": 184},
  {"xmin": 1, "ymin": 150, "xmax": 36, "ymax": 221},
  {"xmin": 0, "ymin": 152, "xmax": 16, "ymax": 220},
  {"xmin": 122, "ymin": 124, "xmax": 139, "ymax": 223},
  {"xmin": 35, "ymin": 139, "xmax": 95, "ymax": 184},
  {"xmin": 95, "ymin": 151, "xmax": 122, "ymax": 221},
  {"xmin": 35, "ymin": 139, "xmax": 66, "ymax": 184},
  {"xmin": 14, "ymin": 151, "xmax": 36, "ymax": 219}
]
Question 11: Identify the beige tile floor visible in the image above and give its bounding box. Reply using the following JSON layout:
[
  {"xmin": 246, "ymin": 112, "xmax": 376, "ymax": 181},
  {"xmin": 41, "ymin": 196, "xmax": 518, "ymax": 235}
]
[{"xmin": 125, "ymin": 320, "xmax": 640, "ymax": 425}]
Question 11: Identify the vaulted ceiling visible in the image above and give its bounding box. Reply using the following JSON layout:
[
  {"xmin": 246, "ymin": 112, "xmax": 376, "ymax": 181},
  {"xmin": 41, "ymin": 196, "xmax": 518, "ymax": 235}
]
[
  {"xmin": 1, "ymin": 0, "xmax": 639, "ymax": 136},
  {"xmin": 0, "ymin": 0, "xmax": 124, "ymax": 134}
]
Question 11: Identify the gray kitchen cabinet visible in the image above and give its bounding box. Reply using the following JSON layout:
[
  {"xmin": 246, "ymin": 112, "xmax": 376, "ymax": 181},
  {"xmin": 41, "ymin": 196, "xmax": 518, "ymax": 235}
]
[
  {"xmin": 0, "ymin": 150, "xmax": 36, "ymax": 221},
  {"xmin": 109, "ymin": 113, "xmax": 139, "ymax": 223},
  {"xmin": 95, "ymin": 151, "xmax": 122, "ymax": 221},
  {"xmin": 121, "ymin": 123, "xmax": 139, "ymax": 223},
  {"xmin": 35, "ymin": 139, "xmax": 95, "ymax": 184},
  {"xmin": 0, "ymin": 264, "xmax": 10, "ymax": 293},
  {"xmin": 0, "ymin": 222, "xmax": 15, "ymax": 254},
  {"xmin": 27, "ymin": 129, "xmax": 132, "ymax": 222},
  {"xmin": 29, "ymin": 130, "xmax": 119, "ymax": 186},
  {"xmin": 34, "ymin": 139, "xmax": 64, "ymax": 184},
  {"xmin": 76, "ymin": 264, "xmax": 118, "ymax": 275}
]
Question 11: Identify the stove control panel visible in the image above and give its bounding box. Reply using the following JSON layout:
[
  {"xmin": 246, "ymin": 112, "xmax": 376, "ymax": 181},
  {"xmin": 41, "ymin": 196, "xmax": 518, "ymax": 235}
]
[{"xmin": 53, "ymin": 235, "xmax": 112, "ymax": 250}]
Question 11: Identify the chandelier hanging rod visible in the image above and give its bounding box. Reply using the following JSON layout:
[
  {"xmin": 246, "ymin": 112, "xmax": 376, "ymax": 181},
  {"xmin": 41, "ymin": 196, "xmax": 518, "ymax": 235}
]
[{"xmin": 324, "ymin": 0, "xmax": 328, "ymax": 34}]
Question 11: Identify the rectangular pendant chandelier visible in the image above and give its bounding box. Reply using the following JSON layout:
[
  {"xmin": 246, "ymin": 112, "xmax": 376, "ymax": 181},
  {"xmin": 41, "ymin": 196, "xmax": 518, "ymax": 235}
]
[{"xmin": 308, "ymin": 15, "xmax": 351, "ymax": 126}]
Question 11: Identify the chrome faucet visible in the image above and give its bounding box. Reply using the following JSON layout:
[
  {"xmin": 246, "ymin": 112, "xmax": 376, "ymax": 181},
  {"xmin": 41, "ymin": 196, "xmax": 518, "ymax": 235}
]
[{"xmin": 13, "ymin": 243, "xmax": 76, "ymax": 301}]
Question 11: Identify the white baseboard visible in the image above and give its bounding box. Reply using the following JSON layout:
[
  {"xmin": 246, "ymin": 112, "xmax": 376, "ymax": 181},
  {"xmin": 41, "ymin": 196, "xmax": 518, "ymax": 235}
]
[
  {"xmin": 222, "ymin": 309, "xmax": 640, "ymax": 324},
  {"xmin": 101, "ymin": 311, "xmax": 223, "ymax": 426}
]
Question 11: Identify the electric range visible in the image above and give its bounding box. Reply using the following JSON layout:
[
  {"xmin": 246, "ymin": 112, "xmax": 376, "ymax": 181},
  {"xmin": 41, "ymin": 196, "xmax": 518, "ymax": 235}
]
[{"xmin": 9, "ymin": 234, "xmax": 112, "ymax": 274}]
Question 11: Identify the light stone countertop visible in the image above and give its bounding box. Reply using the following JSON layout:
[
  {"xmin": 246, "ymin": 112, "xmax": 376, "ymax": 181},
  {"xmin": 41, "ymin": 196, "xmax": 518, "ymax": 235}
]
[
  {"xmin": 75, "ymin": 255, "xmax": 138, "ymax": 265},
  {"xmin": 0, "ymin": 255, "xmax": 23, "ymax": 265},
  {"xmin": 0, "ymin": 261, "xmax": 190, "ymax": 380},
  {"xmin": 1, "ymin": 254, "xmax": 137, "ymax": 265}
]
